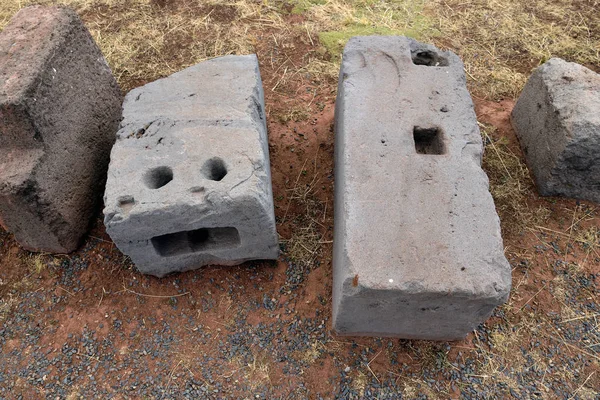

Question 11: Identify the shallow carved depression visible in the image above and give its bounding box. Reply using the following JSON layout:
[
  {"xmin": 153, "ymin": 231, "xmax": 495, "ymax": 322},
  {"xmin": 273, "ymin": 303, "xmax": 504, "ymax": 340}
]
[
  {"xmin": 151, "ymin": 227, "xmax": 241, "ymax": 257},
  {"xmin": 144, "ymin": 166, "xmax": 173, "ymax": 189},
  {"xmin": 201, "ymin": 157, "xmax": 227, "ymax": 181},
  {"xmin": 413, "ymin": 126, "xmax": 446, "ymax": 155},
  {"xmin": 411, "ymin": 50, "xmax": 449, "ymax": 67},
  {"xmin": 117, "ymin": 195, "xmax": 135, "ymax": 213}
]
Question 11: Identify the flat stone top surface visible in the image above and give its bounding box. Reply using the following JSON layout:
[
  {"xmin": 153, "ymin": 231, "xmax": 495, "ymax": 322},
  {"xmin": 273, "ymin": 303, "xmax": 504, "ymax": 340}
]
[
  {"xmin": 536, "ymin": 58, "xmax": 600, "ymax": 126},
  {"xmin": 119, "ymin": 55, "xmax": 263, "ymax": 130},
  {"xmin": 0, "ymin": 6, "xmax": 76, "ymax": 102},
  {"xmin": 104, "ymin": 55, "xmax": 272, "ymax": 240},
  {"xmin": 336, "ymin": 36, "xmax": 509, "ymax": 298}
]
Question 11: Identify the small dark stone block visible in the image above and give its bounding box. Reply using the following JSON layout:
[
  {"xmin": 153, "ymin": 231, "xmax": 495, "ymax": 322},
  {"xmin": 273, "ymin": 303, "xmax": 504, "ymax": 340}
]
[{"xmin": 512, "ymin": 58, "xmax": 600, "ymax": 203}]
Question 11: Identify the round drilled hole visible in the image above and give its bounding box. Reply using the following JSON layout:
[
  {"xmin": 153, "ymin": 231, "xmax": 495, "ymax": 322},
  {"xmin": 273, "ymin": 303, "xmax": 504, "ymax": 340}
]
[
  {"xmin": 201, "ymin": 157, "xmax": 227, "ymax": 181},
  {"xmin": 144, "ymin": 166, "xmax": 173, "ymax": 189}
]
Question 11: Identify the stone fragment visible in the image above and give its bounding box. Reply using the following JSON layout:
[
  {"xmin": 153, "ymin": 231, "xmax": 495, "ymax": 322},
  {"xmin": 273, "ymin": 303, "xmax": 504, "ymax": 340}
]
[
  {"xmin": 0, "ymin": 6, "xmax": 122, "ymax": 252},
  {"xmin": 103, "ymin": 55, "xmax": 279, "ymax": 277},
  {"xmin": 333, "ymin": 36, "xmax": 511, "ymax": 340},
  {"xmin": 512, "ymin": 58, "xmax": 600, "ymax": 203}
]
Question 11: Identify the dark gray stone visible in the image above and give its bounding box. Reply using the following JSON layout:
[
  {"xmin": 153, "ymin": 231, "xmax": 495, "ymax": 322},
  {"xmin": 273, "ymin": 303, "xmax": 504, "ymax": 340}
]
[
  {"xmin": 512, "ymin": 58, "xmax": 600, "ymax": 203},
  {"xmin": 103, "ymin": 55, "xmax": 279, "ymax": 277},
  {"xmin": 0, "ymin": 6, "xmax": 122, "ymax": 253},
  {"xmin": 332, "ymin": 36, "xmax": 511, "ymax": 340}
]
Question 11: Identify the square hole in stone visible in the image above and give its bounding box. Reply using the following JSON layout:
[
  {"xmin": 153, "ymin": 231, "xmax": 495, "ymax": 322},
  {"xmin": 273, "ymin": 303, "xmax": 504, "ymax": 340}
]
[
  {"xmin": 413, "ymin": 126, "xmax": 446, "ymax": 155},
  {"xmin": 151, "ymin": 227, "xmax": 240, "ymax": 257}
]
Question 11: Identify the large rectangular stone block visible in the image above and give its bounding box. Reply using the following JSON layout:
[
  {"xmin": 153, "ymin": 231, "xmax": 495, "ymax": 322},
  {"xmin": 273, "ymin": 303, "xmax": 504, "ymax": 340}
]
[
  {"xmin": 103, "ymin": 55, "xmax": 279, "ymax": 277},
  {"xmin": 0, "ymin": 6, "xmax": 122, "ymax": 253},
  {"xmin": 512, "ymin": 58, "xmax": 600, "ymax": 203},
  {"xmin": 333, "ymin": 36, "xmax": 511, "ymax": 340}
]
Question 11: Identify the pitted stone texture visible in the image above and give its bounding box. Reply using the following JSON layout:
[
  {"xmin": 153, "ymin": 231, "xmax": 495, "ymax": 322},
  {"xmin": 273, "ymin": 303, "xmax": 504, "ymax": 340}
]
[
  {"xmin": 512, "ymin": 58, "xmax": 600, "ymax": 203},
  {"xmin": 0, "ymin": 6, "xmax": 122, "ymax": 253},
  {"xmin": 103, "ymin": 55, "xmax": 278, "ymax": 277},
  {"xmin": 333, "ymin": 36, "xmax": 511, "ymax": 340}
]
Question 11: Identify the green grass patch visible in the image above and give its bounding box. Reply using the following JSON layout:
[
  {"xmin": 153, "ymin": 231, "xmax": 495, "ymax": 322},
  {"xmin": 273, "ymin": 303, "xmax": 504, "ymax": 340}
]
[
  {"xmin": 319, "ymin": 26, "xmax": 417, "ymax": 60},
  {"xmin": 291, "ymin": 0, "xmax": 328, "ymax": 15},
  {"xmin": 307, "ymin": 0, "xmax": 437, "ymax": 60}
]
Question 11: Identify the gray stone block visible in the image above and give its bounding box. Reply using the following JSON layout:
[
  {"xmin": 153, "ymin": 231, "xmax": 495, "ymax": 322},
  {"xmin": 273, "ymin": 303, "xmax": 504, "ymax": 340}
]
[
  {"xmin": 103, "ymin": 55, "xmax": 279, "ymax": 277},
  {"xmin": 332, "ymin": 36, "xmax": 511, "ymax": 340},
  {"xmin": 511, "ymin": 58, "xmax": 600, "ymax": 203},
  {"xmin": 0, "ymin": 6, "xmax": 122, "ymax": 253}
]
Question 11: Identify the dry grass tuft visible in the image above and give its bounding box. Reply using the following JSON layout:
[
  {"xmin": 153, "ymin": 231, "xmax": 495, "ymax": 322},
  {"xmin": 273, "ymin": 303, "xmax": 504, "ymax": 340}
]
[
  {"xmin": 293, "ymin": 340, "xmax": 326, "ymax": 364},
  {"xmin": 0, "ymin": 296, "xmax": 16, "ymax": 323},
  {"xmin": 479, "ymin": 122, "xmax": 550, "ymax": 235},
  {"xmin": 301, "ymin": 57, "xmax": 340, "ymax": 85},
  {"xmin": 576, "ymin": 226, "xmax": 600, "ymax": 255},
  {"xmin": 65, "ymin": 390, "xmax": 82, "ymax": 400},
  {"xmin": 285, "ymin": 215, "xmax": 321, "ymax": 265},
  {"xmin": 350, "ymin": 369, "xmax": 368, "ymax": 397},
  {"xmin": 217, "ymin": 293, "xmax": 237, "ymax": 330},
  {"xmin": 273, "ymin": 105, "xmax": 311, "ymax": 124},
  {"xmin": 244, "ymin": 349, "xmax": 272, "ymax": 390},
  {"xmin": 28, "ymin": 254, "xmax": 46, "ymax": 275},
  {"xmin": 419, "ymin": 343, "xmax": 450, "ymax": 371},
  {"xmin": 282, "ymin": 157, "xmax": 327, "ymax": 273}
]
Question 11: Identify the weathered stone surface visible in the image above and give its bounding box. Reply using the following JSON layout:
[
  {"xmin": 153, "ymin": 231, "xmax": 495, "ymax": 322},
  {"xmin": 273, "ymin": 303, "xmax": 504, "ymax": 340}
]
[
  {"xmin": 0, "ymin": 6, "xmax": 122, "ymax": 253},
  {"xmin": 512, "ymin": 58, "xmax": 600, "ymax": 203},
  {"xmin": 333, "ymin": 36, "xmax": 511, "ymax": 340},
  {"xmin": 103, "ymin": 55, "xmax": 279, "ymax": 277}
]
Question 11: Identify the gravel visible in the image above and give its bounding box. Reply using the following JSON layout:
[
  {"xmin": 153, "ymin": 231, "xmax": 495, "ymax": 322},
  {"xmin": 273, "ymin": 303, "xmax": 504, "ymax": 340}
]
[{"xmin": 0, "ymin": 220, "xmax": 598, "ymax": 399}]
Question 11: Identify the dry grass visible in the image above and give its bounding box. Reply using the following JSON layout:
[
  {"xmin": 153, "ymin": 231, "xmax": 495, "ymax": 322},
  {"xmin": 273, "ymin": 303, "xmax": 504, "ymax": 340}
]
[
  {"xmin": 350, "ymin": 369, "xmax": 368, "ymax": 396},
  {"xmin": 0, "ymin": 0, "xmax": 284, "ymax": 91},
  {"xmin": 3, "ymin": 0, "xmax": 597, "ymax": 99},
  {"xmin": 281, "ymin": 155, "xmax": 327, "ymax": 271},
  {"xmin": 576, "ymin": 226, "xmax": 600, "ymax": 256},
  {"xmin": 478, "ymin": 321, "xmax": 530, "ymax": 392},
  {"xmin": 503, "ymin": 249, "xmax": 597, "ymax": 392},
  {"xmin": 27, "ymin": 254, "xmax": 46, "ymax": 275},
  {"xmin": 469, "ymin": 287, "xmax": 600, "ymax": 397},
  {"xmin": 273, "ymin": 104, "xmax": 311, "ymax": 124},
  {"xmin": 227, "ymin": 348, "xmax": 273, "ymax": 390},
  {"xmin": 0, "ymin": 295, "xmax": 16, "ymax": 323},
  {"xmin": 429, "ymin": 0, "xmax": 600, "ymax": 99},
  {"xmin": 243, "ymin": 349, "xmax": 272, "ymax": 390},
  {"xmin": 479, "ymin": 122, "xmax": 550, "ymax": 235},
  {"xmin": 217, "ymin": 293, "xmax": 237, "ymax": 330},
  {"xmin": 65, "ymin": 390, "xmax": 82, "ymax": 400},
  {"xmin": 292, "ymin": 340, "xmax": 326, "ymax": 365},
  {"xmin": 284, "ymin": 216, "xmax": 322, "ymax": 266},
  {"xmin": 529, "ymin": 204, "xmax": 599, "ymax": 265}
]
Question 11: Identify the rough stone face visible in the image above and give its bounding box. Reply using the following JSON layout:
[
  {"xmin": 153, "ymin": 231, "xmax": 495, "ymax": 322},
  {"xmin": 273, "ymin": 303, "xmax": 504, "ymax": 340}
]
[
  {"xmin": 333, "ymin": 36, "xmax": 511, "ymax": 340},
  {"xmin": 0, "ymin": 6, "xmax": 122, "ymax": 253},
  {"xmin": 103, "ymin": 55, "xmax": 279, "ymax": 277},
  {"xmin": 511, "ymin": 58, "xmax": 600, "ymax": 203}
]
